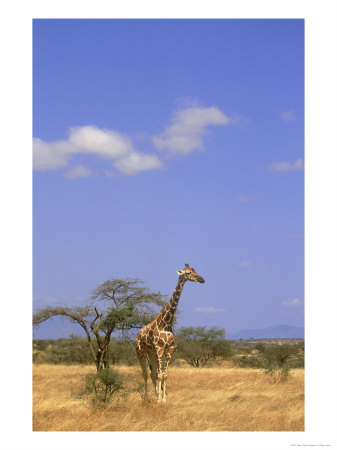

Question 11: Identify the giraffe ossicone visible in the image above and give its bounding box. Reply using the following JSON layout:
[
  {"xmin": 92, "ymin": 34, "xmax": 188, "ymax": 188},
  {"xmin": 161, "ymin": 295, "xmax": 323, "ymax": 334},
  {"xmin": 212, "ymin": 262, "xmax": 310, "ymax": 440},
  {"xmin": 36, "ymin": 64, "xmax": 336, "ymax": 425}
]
[{"xmin": 135, "ymin": 263, "xmax": 205, "ymax": 402}]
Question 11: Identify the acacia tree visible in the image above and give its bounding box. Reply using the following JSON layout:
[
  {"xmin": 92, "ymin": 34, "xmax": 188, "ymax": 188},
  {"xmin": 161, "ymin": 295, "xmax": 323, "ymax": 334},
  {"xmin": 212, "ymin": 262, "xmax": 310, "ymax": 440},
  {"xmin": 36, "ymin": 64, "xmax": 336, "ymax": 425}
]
[
  {"xmin": 176, "ymin": 326, "xmax": 233, "ymax": 367},
  {"xmin": 33, "ymin": 278, "xmax": 166, "ymax": 370},
  {"xmin": 254, "ymin": 343, "xmax": 302, "ymax": 380}
]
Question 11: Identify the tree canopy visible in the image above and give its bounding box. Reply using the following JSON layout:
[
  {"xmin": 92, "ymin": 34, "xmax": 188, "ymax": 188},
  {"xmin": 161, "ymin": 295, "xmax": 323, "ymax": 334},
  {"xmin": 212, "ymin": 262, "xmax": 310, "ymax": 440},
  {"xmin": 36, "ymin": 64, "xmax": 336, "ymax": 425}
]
[
  {"xmin": 33, "ymin": 277, "xmax": 166, "ymax": 369},
  {"xmin": 175, "ymin": 326, "xmax": 233, "ymax": 367}
]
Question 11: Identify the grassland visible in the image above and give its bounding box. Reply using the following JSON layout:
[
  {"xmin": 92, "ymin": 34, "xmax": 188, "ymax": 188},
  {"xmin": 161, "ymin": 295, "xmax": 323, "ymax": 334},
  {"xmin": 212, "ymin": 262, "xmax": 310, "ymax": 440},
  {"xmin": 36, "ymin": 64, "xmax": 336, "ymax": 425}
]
[{"xmin": 33, "ymin": 364, "xmax": 304, "ymax": 431}]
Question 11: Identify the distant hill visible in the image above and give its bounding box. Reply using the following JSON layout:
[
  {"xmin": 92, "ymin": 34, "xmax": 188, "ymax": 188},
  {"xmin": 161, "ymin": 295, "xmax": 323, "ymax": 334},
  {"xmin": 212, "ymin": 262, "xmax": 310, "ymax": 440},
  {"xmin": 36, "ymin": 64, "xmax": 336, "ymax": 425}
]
[{"xmin": 227, "ymin": 324, "xmax": 304, "ymax": 340}]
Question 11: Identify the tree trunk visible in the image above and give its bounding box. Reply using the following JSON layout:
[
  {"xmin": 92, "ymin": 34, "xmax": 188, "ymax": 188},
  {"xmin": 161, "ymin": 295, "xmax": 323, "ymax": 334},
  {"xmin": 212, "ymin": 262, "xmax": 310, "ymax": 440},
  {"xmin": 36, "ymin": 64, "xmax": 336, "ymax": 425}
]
[{"xmin": 95, "ymin": 349, "xmax": 110, "ymax": 371}]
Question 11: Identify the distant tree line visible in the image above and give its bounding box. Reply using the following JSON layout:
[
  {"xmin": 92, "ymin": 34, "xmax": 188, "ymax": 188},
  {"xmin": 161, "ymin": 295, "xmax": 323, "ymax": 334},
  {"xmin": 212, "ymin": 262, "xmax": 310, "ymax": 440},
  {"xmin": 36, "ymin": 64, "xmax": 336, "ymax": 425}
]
[
  {"xmin": 33, "ymin": 334, "xmax": 138, "ymax": 366},
  {"xmin": 232, "ymin": 341, "xmax": 304, "ymax": 374},
  {"xmin": 174, "ymin": 326, "xmax": 233, "ymax": 367},
  {"xmin": 33, "ymin": 333, "xmax": 304, "ymax": 374},
  {"xmin": 33, "ymin": 333, "xmax": 304, "ymax": 377},
  {"xmin": 33, "ymin": 326, "xmax": 234, "ymax": 367}
]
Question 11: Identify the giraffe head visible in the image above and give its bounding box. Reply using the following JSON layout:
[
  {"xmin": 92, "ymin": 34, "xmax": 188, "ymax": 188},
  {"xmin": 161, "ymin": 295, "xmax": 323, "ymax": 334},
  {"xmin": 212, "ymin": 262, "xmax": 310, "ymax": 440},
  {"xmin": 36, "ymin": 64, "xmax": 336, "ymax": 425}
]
[{"xmin": 176, "ymin": 263, "xmax": 205, "ymax": 283}]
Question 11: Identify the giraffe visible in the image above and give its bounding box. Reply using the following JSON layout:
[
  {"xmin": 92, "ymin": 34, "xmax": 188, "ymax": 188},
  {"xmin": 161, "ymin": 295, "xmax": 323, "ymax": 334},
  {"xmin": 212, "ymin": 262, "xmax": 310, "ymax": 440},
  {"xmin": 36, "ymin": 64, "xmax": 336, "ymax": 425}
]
[{"xmin": 135, "ymin": 263, "xmax": 205, "ymax": 402}]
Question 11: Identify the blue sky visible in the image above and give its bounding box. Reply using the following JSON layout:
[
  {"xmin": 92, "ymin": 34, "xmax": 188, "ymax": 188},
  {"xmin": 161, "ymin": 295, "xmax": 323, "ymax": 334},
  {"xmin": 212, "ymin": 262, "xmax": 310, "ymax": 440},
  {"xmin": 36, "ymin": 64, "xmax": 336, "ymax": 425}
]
[{"xmin": 33, "ymin": 19, "xmax": 304, "ymax": 338}]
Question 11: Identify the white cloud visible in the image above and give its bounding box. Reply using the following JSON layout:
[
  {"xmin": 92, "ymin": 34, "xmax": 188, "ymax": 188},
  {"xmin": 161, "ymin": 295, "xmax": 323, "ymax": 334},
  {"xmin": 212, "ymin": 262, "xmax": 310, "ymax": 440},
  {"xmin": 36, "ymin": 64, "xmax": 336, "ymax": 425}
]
[
  {"xmin": 268, "ymin": 158, "xmax": 304, "ymax": 172},
  {"xmin": 114, "ymin": 152, "xmax": 163, "ymax": 176},
  {"xmin": 280, "ymin": 109, "xmax": 296, "ymax": 121},
  {"xmin": 281, "ymin": 298, "xmax": 303, "ymax": 307},
  {"xmin": 69, "ymin": 125, "xmax": 132, "ymax": 159},
  {"xmin": 152, "ymin": 106, "xmax": 233, "ymax": 156},
  {"xmin": 195, "ymin": 306, "xmax": 226, "ymax": 313},
  {"xmin": 64, "ymin": 165, "xmax": 93, "ymax": 180},
  {"xmin": 33, "ymin": 125, "xmax": 162, "ymax": 177},
  {"xmin": 33, "ymin": 138, "xmax": 74, "ymax": 170},
  {"xmin": 33, "ymin": 104, "xmax": 239, "ymax": 178}
]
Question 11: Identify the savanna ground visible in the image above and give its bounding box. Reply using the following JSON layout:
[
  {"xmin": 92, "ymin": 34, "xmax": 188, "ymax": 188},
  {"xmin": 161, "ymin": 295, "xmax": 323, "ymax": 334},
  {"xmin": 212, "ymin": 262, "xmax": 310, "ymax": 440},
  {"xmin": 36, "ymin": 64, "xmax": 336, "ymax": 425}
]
[{"xmin": 33, "ymin": 364, "xmax": 304, "ymax": 431}]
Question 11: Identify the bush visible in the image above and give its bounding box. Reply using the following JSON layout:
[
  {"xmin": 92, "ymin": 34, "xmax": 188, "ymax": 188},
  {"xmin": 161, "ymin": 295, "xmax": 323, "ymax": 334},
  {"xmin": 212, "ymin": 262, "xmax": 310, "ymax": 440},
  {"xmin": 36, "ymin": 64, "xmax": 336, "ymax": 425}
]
[
  {"xmin": 77, "ymin": 368, "xmax": 127, "ymax": 407},
  {"xmin": 33, "ymin": 340, "xmax": 51, "ymax": 351},
  {"xmin": 33, "ymin": 336, "xmax": 138, "ymax": 366},
  {"xmin": 231, "ymin": 341, "xmax": 304, "ymax": 376},
  {"xmin": 255, "ymin": 343, "xmax": 302, "ymax": 382},
  {"xmin": 109, "ymin": 339, "xmax": 138, "ymax": 366},
  {"xmin": 175, "ymin": 326, "xmax": 234, "ymax": 367},
  {"xmin": 38, "ymin": 335, "xmax": 95, "ymax": 365},
  {"xmin": 233, "ymin": 355, "xmax": 260, "ymax": 368}
]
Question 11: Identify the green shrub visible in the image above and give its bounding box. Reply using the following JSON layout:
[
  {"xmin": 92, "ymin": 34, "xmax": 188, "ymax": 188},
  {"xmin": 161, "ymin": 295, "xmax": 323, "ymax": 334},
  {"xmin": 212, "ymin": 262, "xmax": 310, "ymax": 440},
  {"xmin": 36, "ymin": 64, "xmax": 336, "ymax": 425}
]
[
  {"xmin": 33, "ymin": 340, "xmax": 50, "ymax": 351},
  {"xmin": 76, "ymin": 368, "xmax": 127, "ymax": 407},
  {"xmin": 175, "ymin": 327, "xmax": 234, "ymax": 367},
  {"xmin": 40, "ymin": 335, "xmax": 95, "ymax": 365},
  {"xmin": 33, "ymin": 336, "xmax": 138, "ymax": 366},
  {"xmin": 233, "ymin": 355, "xmax": 260, "ymax": 368},
  {"xmin": 256, "ymin": 343, "xmax": 302, "ymax": 382},
  {"xmin": 109, "ymin": 339, "xmax": 138, "ymax": 366},
  {"xmin": 232, "ymin": 341, "xmax": 304, "ymax": 376}
]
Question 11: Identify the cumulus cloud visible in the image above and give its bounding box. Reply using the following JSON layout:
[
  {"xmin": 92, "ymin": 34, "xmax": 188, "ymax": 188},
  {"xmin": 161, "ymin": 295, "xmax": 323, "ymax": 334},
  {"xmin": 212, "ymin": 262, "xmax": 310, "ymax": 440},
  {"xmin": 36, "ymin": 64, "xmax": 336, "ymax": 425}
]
[
  {"xmin": 33, "ymin": 104, "xmax": 239, "ymax": 178},
  {"xmin": 268, "ymin": 159, "xmax": 304, "ymax": 172},
  {"xmin": 152, "ymin": 106, "xmax": 233, "ymax": 156},
  {"xmin": 33, "ymin": 138, "xmax": 74, "ymax": 170},
  {"xmin": 281, "ymin": 298, "xmax": 303, "ymax": 307},
  {"xmin": 68, "ymin": 125, "xmax": 132, "ymax": 159},
  {"xmin": 114, "ymin": 152, "xmax": 163, "ymax": 176},
  {"xmin": 195, "ymin": 306, "xmax": 227, "ymax": 313},
  {"xmin": 33, "ymin": 125, "xmax": 162, "ymax": 177}
]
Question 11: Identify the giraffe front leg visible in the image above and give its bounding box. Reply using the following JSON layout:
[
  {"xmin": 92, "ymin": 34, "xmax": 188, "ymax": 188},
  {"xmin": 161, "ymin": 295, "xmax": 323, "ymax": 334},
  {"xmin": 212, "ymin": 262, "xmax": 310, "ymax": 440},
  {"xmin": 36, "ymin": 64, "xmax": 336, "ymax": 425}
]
[
  {"xmin": 161, "ymin": 377, "xmax": 167, "ymax": 403},
  {"xmin": 148, "ymin": 353, "xmax": 158, "ymax": 396},
  {"xmin": 155, "ymin": 348, "xmax": 164, "ymax": 402},
  {"xmin": 156, "ymin": 367, "xmax": 163, "ymax": 402}
]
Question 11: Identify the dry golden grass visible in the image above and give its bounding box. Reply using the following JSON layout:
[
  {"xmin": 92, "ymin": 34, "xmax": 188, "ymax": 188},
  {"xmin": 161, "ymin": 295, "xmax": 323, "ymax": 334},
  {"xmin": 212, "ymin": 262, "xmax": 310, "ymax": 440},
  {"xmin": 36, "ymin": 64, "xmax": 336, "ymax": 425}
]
[{"xmin": 33, "ymin": 364, "xmax": 304, "ymax": 432}]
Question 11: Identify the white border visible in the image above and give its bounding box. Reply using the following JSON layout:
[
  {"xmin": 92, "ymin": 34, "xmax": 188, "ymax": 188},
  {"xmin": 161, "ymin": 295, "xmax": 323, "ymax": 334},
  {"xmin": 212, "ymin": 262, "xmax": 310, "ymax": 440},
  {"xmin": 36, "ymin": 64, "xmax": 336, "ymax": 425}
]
[{"xmin": 1, "ymin": 1, "xmax": 336, "ymax": 449}]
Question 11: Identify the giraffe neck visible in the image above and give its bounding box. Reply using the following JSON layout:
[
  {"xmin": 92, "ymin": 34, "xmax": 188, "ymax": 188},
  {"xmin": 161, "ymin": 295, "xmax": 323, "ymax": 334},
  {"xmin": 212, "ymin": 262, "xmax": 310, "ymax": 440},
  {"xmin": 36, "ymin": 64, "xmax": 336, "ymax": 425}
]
[{"xmin": 156, "ymin": 277, "xmax": 186, "ymax": 329}]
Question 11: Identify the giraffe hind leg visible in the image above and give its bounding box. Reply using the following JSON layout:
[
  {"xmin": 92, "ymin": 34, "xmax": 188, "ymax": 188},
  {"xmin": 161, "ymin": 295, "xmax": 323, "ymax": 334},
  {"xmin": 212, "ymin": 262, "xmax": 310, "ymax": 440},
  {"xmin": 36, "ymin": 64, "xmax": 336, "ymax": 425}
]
[
  {"xmin": 136, "ymin": 345, "xmax": 149, "ymax": 399},
  {"xmin": 161, "ymin": 345, "xmax": 175, "ymax": 403},
  {"xmin": 154, "ymin": 348, "xmax": 165, "ymax": 402},
  {"xmin": 147, "ymin": 353, "xmax": 158, "ymax": 395}
]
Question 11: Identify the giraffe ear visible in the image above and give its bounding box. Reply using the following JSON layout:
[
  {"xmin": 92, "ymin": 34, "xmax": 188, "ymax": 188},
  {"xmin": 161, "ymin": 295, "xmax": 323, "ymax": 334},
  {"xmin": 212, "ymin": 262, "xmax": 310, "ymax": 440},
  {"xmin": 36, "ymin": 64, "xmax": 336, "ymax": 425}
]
[{"xmin": 176, "ymin": 270, "xmax": 183, "ymax": 275}]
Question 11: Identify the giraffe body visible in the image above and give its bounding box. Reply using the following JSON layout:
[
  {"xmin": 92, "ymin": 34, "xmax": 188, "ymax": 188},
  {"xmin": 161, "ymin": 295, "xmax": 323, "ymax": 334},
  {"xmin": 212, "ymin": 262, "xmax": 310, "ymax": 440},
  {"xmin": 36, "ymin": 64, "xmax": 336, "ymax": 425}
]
[{"xmin": 135, "ymin": 264, "xmax": 205, "ymax": 402}]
